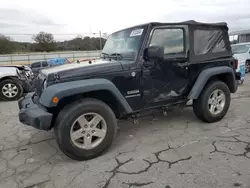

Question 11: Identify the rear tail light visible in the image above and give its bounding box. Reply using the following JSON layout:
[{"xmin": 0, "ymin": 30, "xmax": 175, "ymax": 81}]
[{"xmin": 233, "ymin": 59, "xmax": 238, "ymax": 69}]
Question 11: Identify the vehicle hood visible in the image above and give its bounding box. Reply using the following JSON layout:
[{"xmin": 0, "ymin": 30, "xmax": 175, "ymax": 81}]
[
  {"xmin": 41, "ymin": 59, "xmax": 124, "ymax": 81},
  {"xmin": 0, "ymin": 66, "xmax": 33, "ymax": 79},
  {"xmin": 0, "ymin": 66, "xmax": 18, "ymax": 78}
]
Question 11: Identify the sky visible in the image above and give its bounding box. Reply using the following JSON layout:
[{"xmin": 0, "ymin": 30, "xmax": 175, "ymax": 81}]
[{"xmin": 1, "ymin": 0, "xmax": 250, "ymax": 42}]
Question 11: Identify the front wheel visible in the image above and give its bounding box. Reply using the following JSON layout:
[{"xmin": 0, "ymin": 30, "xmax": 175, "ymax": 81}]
[
  {"xmin": 54, "ymin": 98, "xmax": 117, "ymax": 161},
  {"xmin": 0, "ymin": 79, "xmax": 24, "ymax": 101},
  {"xmin": 193, "ymin": 81, "xmax": 231, "ymax": 123}
]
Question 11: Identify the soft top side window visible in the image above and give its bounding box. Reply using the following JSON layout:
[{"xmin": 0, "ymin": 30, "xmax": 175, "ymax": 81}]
[
  {"xmin": 194, "ymin": 29, "xmax": 227, "ymax": 55},
  {"xmin": 149, "ymin": 28, "xmax": 185, "ymax": 58}
]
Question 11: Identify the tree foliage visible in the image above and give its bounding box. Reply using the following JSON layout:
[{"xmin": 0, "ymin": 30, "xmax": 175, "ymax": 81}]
[
  {"xmin": 57, "ymin": 36, "xmax": 106, "ymax": 51},
  {"xmin": 0, "ymin": 35, "xmax": 15, "ymax": 54},
  {"xmin": 32, "ymin": 32, "xmax": 56, "ymax": 52},
  {"xmin": 0, "ymin": 32, "xmax": 107, "ymax": 54}
]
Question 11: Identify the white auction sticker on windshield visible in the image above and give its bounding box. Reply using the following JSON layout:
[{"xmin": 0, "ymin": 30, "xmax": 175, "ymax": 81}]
[{"xmin": 130, "ymin": 29, "xmax": 144, "ymax": 37}]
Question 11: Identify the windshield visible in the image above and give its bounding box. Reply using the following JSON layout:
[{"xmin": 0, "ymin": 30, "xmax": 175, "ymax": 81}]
[
  {"xmin": 102, "ymin": 26, "xmax": 146, "ymax": 60},
  {"xmin": 231, "ymin": 44, "xmax": 250, "ymax": 54}
]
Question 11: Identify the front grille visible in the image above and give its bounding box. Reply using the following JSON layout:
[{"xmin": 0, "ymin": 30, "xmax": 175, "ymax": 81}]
[{"xmin": 35, "ymin": 73, "xmax": 45, "ymax": 97}]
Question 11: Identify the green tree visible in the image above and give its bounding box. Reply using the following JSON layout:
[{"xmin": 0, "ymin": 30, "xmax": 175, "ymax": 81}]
[
  {"xmin": 0, "ymin": 35, "xmax": 14, "ymax": 54},
  {"xmin": 33, "ymin": 32, "xmax": 56, "ymax": 52}
]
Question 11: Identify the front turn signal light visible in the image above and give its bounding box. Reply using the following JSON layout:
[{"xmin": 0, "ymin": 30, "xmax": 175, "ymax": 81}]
[{"xmin": 52, "ymin": 97, "xmax": 59, "ymax": 104}]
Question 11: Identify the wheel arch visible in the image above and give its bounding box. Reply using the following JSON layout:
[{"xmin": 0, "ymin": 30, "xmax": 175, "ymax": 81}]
[
  {"xmin": 0, "ymin": 76, "xmax": 18, "ymax": 82},
  {"xmin": 188, "ymin": 66, "xmax": 237, "ymax": 99},
  {"xmin": 40, "ymin": 79, "xmax": 133, "ymax": 120},
  {"xmin": 0, "ymin": 76, "xmax": 30, "ymax": 92},
  {"xmin": 50, "ymin": 90, "xmax": 126, "ymax": 119}
]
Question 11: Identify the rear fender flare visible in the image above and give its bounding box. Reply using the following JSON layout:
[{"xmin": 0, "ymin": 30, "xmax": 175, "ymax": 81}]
[{"xmin": 188, "ymin": 66, "xmax": 236, "ymax": 99}]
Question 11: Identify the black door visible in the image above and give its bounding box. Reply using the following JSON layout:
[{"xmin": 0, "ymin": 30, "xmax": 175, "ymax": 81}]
[
  {"xmin": 112, "ymin": 65, "xmax": 144, "ymax": 111},
  {"xmin": 142, "ymin": 27, "xmax": 189, "ymax": 108}
]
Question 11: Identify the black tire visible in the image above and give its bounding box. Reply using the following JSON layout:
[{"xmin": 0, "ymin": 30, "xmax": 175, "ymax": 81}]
[
  {"xmin": 54, "ymin": 98, "xmax": 117, "ymax": 161},
  {"xmin": 0, "ymin": 79, "xmax": 24, "ymax": 101},
  {"xmin": 193, "ymin": 81, "xmax": 231, "ymax": 123},
  {"xmin": 245, "ymin": 60, "xmax": 250, "ymax": 73}
]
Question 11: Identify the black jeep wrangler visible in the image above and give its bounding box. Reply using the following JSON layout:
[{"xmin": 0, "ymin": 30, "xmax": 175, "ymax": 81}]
[{"xmin": 18, "ymin": 20, "xmax": 240, "ymax": 161}]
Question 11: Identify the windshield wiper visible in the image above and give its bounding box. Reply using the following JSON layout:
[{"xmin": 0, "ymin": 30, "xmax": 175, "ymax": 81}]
[{"xmin": 110, "ymin": 53, "xmax": 123, "ymax": 60}]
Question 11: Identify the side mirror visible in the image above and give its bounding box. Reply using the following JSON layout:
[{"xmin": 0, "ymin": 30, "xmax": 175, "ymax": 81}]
[{"xmin": 143, "ymin": 45, "xmax": 164, "ymax": 61}]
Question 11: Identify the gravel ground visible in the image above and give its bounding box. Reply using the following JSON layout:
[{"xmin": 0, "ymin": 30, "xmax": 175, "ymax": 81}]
[{"xmin": 0, "ymin": 77, "xmax": 250, "ymax": 188}]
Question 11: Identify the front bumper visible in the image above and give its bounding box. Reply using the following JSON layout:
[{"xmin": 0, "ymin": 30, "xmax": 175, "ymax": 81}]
[{"xmin": 18, "ymin": 93, "xmax": 52, "ymax": 130}]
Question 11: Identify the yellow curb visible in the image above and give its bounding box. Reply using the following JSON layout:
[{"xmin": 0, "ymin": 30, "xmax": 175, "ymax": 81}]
[{"xmin": 0, "ymin": 62, "xmax": 30, "ymax": 66}]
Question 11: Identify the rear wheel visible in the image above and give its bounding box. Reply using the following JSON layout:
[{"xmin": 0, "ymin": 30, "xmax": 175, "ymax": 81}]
[
  {"xmin": 54, "ymin": 98, "xmax": 117, "ymax": 161},
  {"xmin": 0, "ymin": 79, "xmax": 23, "ymax": 101},
  {"xmin": 193, "ymin": 81, "xmax": 230, "ymax": 123},
  {"xmin": 245, "ymin": 60, "xmax": 250, "ymax": 73}
]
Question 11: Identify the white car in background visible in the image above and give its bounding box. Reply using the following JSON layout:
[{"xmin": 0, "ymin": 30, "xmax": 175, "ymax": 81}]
[
  {"xmin": 231, "ymin": 42, "xmax": 250, "ymax": 73},
  {"xmin": 0, "ymin": 66, "xmax": 33, "ymax": 101}
]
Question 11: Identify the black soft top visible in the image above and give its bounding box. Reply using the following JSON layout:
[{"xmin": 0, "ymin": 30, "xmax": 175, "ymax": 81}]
[
  {"xmin": 132, "ymin": 20, "xmax": 231, "ymax": 63},
  {"xmin": 124, "ymin": 20, "xmax": 228, "ymax": 31},
  {"xmin": 152, "ymin": 20, "xmax": 228, "ymax": 28}
]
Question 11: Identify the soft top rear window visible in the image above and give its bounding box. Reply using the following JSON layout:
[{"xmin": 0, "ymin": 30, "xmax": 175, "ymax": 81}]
[{"xmin": 194, "ymin": 29, "xmax": 227, "ymax": 55}]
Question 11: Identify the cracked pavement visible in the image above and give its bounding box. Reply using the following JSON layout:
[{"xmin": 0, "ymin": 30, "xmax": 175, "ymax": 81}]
[{"xmin": 1, "ymin": 78, "xmax": 250, "ymax": 188}]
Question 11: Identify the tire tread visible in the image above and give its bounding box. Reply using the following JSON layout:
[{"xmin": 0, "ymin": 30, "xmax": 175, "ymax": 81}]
[
  {"xmin": 193, "ymin": 80, "xmax": 231, "ymax": 123},
  {"xmin": 54, "ymin": 98, "xmax": 117, "ymax": 161}
]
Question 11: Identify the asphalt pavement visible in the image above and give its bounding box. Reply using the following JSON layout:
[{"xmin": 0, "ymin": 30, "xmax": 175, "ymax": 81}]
[{"xmin": 0, "ymin": 77, "xmax": 250, "ymax": 188}]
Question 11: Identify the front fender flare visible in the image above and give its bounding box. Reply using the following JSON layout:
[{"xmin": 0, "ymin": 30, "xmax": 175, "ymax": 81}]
[
  {"xmin": 188, "ymin": 66, "xmax": 236, "ymax": 99},
  {"xmin": 39, "ymin": 78, "xmax": 133, "ymax": 113}
]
